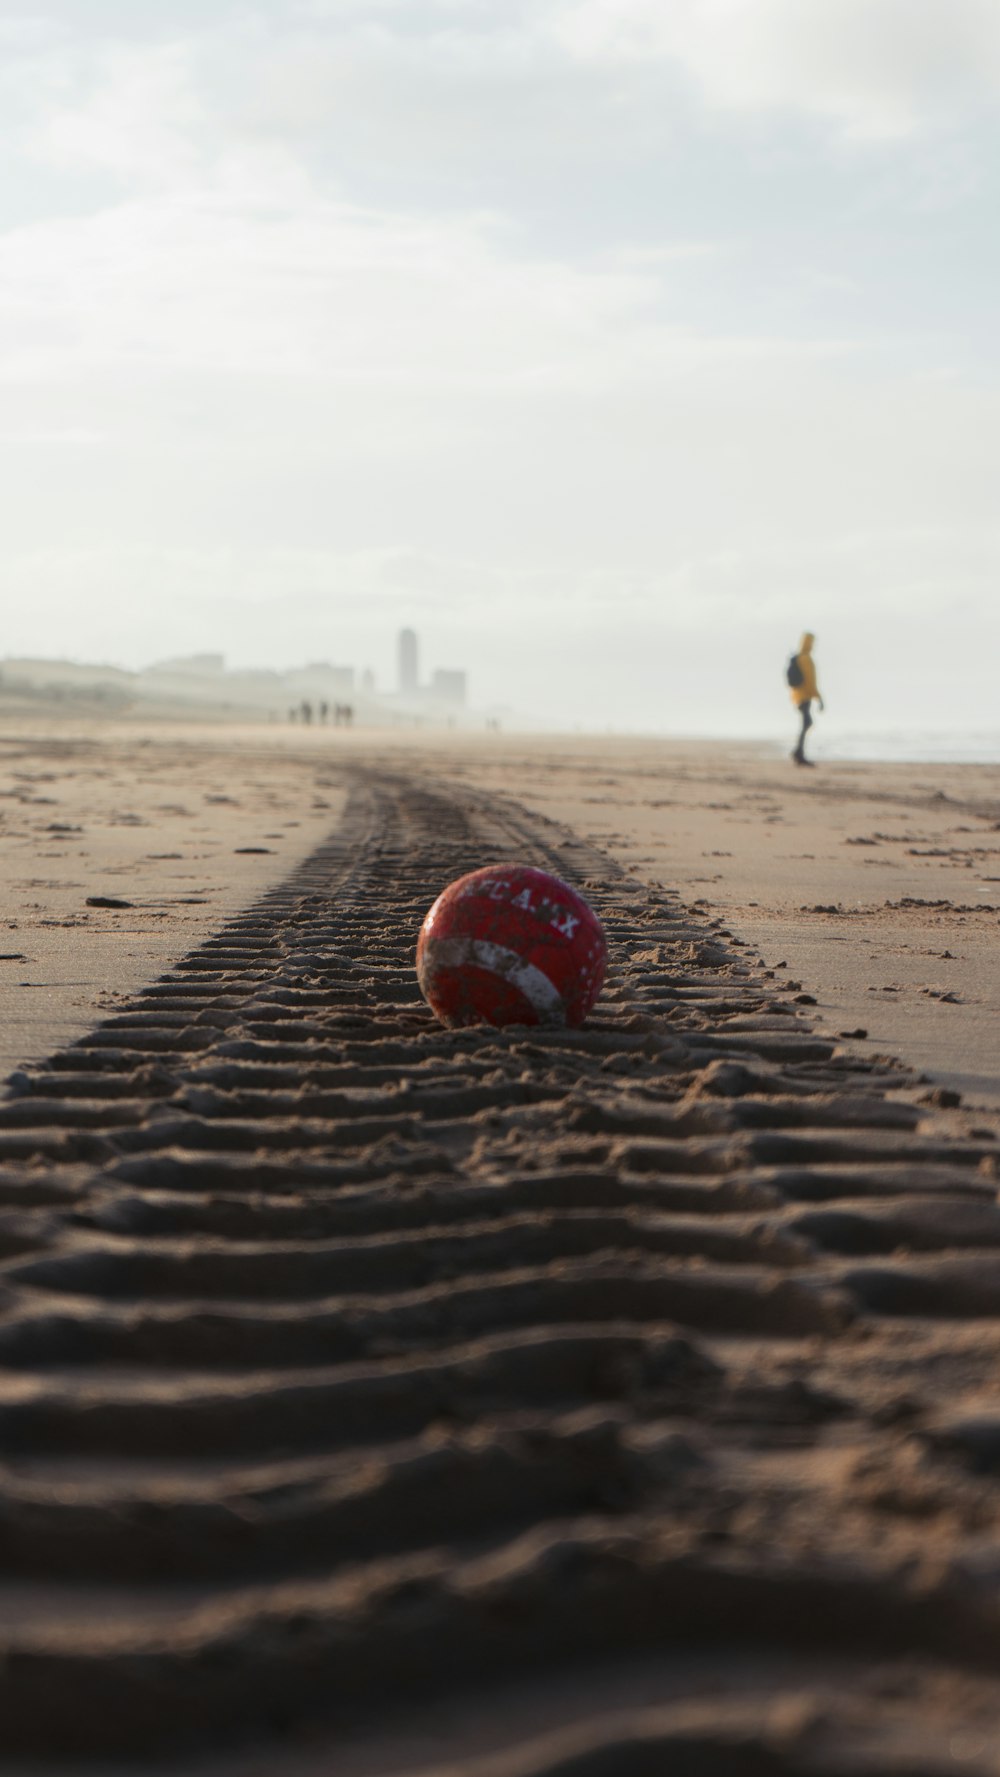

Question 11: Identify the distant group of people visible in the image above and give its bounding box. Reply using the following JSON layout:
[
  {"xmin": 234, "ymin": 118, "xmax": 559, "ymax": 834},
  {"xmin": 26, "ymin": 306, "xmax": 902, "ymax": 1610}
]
[
  {"xmin": 787, "ymin": 631, "xmax": 824, "ymax": 767},
  {"xmin": 289, "ymin": 700, "xmax": 354, "ymax": 727}
]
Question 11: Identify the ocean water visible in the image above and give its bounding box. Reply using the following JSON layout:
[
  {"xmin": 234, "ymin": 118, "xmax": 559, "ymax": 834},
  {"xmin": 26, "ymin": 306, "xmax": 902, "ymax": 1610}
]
[{"xmin": 818, "ymin": 732, "xmax": 1000, "ymax": 766}]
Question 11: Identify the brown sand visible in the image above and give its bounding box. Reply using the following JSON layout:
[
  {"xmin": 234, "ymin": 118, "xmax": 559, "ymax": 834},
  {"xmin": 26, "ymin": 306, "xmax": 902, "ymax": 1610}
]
[
  {"xmin": 414, "ymin": 734, "xmax": 1000, "ymax": 1114},
  {"xmin": 0, "ymin": 720, "xmax": 346, "ymax": 1078},
  {"xmin": 6, "ymin": 721, "xmax": 1000, "ymax": 1111},
  {"xmin": 2, "ymin": 717, "xmax": 1000, "ymax": 1773}
]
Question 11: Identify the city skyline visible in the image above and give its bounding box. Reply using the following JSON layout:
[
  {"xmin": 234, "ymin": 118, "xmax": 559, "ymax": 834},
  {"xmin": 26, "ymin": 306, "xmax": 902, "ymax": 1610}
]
[{"xmin": 0, "ymin": 624, "xmax": 470, "ymax": 722}]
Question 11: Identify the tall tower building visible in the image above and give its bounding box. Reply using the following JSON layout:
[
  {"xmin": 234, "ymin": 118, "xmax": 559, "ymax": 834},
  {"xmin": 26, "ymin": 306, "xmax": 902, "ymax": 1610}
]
[{"xmin": 398, "ymin": 627, "xmax": 418, "ymax": 694}]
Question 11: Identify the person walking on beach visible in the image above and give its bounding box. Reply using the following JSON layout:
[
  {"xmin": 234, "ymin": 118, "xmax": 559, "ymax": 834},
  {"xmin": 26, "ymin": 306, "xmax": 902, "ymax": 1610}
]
[{"xmin": 788, "ymin": 631, "xmax": 823, "ymax": 766}]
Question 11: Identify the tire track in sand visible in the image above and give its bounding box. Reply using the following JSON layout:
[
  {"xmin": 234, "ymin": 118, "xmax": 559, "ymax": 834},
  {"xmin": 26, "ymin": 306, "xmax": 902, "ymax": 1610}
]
[{"xmin": 1, "ymin": 768, "xmax": 1000, "ymax": 1773}]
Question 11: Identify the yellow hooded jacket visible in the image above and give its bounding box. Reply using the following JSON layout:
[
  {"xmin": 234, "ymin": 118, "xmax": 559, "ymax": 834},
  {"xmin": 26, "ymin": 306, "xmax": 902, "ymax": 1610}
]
[{"xmin": 791, "ymin": 633, "xmax": 819, "ymax": 707}]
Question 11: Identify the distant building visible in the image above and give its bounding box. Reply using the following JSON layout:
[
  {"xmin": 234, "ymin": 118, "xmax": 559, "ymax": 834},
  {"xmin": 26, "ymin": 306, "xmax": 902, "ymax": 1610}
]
[
  {"xmin": 430, "ymin": 668, "xmax": 467, "ymax": 706},
  {"xmin": 361, "ymin": 668, "xmax": 376, "ymax": 694},
  {"xmin": 147, "ymin": 653, "xmax": 225, "ymax": 676},
  {"xmin": 398, "ymin": 628, "xmax": 418, "ymax": 694},
  {"xmin": 288, "ymin": 663, "xmax": 355, "ymax": 693}
]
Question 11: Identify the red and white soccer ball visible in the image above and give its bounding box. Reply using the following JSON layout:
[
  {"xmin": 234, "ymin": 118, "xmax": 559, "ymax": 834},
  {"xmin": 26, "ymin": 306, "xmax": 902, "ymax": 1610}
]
[{"xmin": 416, "ymin": 864, "xmax": 607, "ymax": 1029}]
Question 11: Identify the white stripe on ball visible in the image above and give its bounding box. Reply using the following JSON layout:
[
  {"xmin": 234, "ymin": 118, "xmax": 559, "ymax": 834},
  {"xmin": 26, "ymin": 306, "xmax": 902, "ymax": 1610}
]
[{"xmin": 421, "ymin": 936, "xmax": 565, "ymax": 1022}]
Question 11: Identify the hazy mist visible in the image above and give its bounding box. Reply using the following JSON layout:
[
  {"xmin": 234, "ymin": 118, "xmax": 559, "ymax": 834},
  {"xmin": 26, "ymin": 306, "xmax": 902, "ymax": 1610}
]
[{"xmin": 2, "ymin": 0, "xmax": 999, "ymax": 732}]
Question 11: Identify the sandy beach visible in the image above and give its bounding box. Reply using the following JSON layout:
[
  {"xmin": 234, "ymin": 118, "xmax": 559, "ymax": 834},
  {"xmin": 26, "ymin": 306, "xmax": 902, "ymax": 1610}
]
[
  {"xmin": 7, "ymin": 0, "xmax": 998, "ymax": 1763},
  {"xmin": 3, "ymin": 713, "xmax": 1000, "ymax": 1772},
  {"xmin": 0, "ymin": 720, "xmax": 347, "ymax": 1081},
  {"xmin": 8, "ymin": 717, "xmax": 999, "ymax": 1110},
  {"xmin": 454, "ymin": 734, "xmax": 1000, "ymax": 1114}
]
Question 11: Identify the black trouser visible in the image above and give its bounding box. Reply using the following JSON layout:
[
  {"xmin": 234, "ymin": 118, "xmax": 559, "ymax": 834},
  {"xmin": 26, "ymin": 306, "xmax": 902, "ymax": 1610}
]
[{"xmin": 793, "ymin": 700, "xmax": 813, "ymax": 760}]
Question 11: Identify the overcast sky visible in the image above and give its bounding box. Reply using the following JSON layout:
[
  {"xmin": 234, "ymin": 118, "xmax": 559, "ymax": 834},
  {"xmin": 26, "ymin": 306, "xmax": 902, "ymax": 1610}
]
[{"xmin": 2, "ymin": 0, "xmax": 999, "ymax": 732}]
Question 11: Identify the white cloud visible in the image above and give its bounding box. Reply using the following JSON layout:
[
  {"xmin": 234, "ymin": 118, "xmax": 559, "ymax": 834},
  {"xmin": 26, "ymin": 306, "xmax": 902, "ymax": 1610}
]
[
  {"xmin": 11, "ymin": 0, "xmax": 1000, "ymax": 220},
  {"xmin": 0, "ymin": 142, "xmax": 835, "ymax": 396},
  {"xmin": 185, "ymin": 1, "xmax": 1000, "ymax": 151},
  {"xmin": 553, "ymin": 0, "xmax": 1000, "ymax": 138},
  {"xmin": 30, "ymin": 42, "xmax": 205, "ymax": 185}
]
